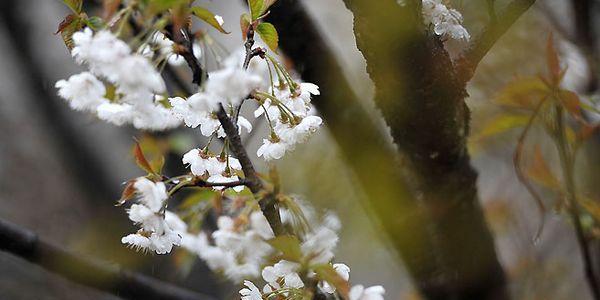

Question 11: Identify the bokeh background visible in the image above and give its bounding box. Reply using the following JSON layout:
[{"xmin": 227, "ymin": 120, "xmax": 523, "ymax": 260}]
[{"xmin": 0, "ymin": 0, "xmax": 598, "ymax": 299}]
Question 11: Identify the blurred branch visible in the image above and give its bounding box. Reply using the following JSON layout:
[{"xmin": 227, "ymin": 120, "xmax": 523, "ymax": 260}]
[
  {"xmin": 571, "ymin": 0, "xmax": 598, "ymax": 93},
  {"xmin": 554, "ymin": 105, "xmax": 600, "ymax": 300},
  {"xmin": 0, "ymin": 0, "xmax": 118, "ymax": 203},
  {"xmin": 0, "ymin": 217, "xmax": 215, "ymax": 300},
  {"xmin": 458, "ymin": 0, "xmax": 537, "ymax": 82}
]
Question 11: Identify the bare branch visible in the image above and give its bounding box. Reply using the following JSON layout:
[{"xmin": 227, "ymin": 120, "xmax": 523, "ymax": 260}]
[
  {"xmin": 0, "ymin": 218, "xmax": 216, "ymax": 300},
  {"xmin": 458, "ymin": 0, "xmax": 537, "ymax": 82}
]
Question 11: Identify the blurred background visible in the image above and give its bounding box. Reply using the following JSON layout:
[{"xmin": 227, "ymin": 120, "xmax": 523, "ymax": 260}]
[{"xmin": 0, "ymin": 0, "xmax": 598, "ymax": 299}]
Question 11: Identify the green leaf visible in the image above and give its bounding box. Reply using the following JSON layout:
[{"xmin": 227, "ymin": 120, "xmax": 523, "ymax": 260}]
[
  {"xmin": 267, "ymin": 235, "xmax": 302, "ymax": 262},
  {"xmin": 262, "ymin": 0, "xmax": 278, "ymax": 12},
  {"xmin": 190, "ymin": 6, "xmax": 229, "ymax": 34},
  {"xmin": 179, "ymin": 190, "xmax": 217, "ymax": 210},
  {"xmin": 62, "ymin": 0, "xmax": 82, "ymax": 13},
  {"xmin": 148, "ymin": 0, "xmax": 187, "ymax": 13},
  {"xmin": 248, "ymin": 0, "xmax": 264, "ymax": 20},
  {"xmin": 256, "ymin": 22, "xmax": 278, "ymax": 52},
  {"xmin": 313, "ymin": 264, "xmax": 350, "ymax": 298},
  {"xmin": 85, "ymin": 16, "xmax": 106, "ymax": 30}
]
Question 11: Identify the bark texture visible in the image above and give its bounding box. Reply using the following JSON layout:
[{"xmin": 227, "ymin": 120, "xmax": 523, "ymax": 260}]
[
  {"xmin": 340, "ymin": 1, "xmax": 507, "ymax": 299},
  {"xmin": 266, "ymin": 0, "xmax": 438, "ymax": 285},
  {"xmin": 268, "ymin": 0, "xmax": 515, "ymax": 299}
]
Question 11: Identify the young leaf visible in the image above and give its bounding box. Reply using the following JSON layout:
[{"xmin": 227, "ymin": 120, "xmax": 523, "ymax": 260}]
[
  {"xmin": 62, "ymin": 0, "xmax": 83, "ymax": 13},
  {"xmin": 85, "ymin": 16, "xmax": 106, "ymax": 31},
  {"xmin": 267, "ymin": 235, "xmax": 302, "ymax": 262},
  {"xmin": 578, "ymin": 124, "xmax": 600, "ymax": 142},
  {"xmin": 117, "ymin": 179, "xmax": 137, "ymax": 206},
  {"xmin": 559, "ymin": 90, "xmax": 582, "ymax": 119},
  {"xmin": 494, "ymin": 77, "xmax": 549, "ymax": 110},
  {"xmin": 56, "ymin": 14, "xmax": 82, "ymax": 50},
  {"xmin": 148, "ymin": 0, "xmax": 187, "ymax": 14},
  {"xmin": 133, "ymin": 141, "xmax": 155, "ymax": 175},
  {"xmin": 474, "ymin": 114, "xmax": 530, "ymax": 140},
  {"xmin": 546, "ymin": 33, "xmax": 561, "ymax": 83},
  {"xmin": 190, "ymin": 6, "xmax": 229, "ymax": 34},
  {"xmin": 313, "ymin": 264, "xmax": 350, "ymax": 298},
  {"xmin": 102, "ymin": 0, "xmax": 122, "ymax": 20},
  {"xmin": 248, "ymin": 0, "xmax": 264, "ymax": 21},
  {"xmin": 256, "ymin": 22, "xmax": 278, "ymax": 52},
  {"xmin": 526, "ymin": 145, "xmax": 560, "ymax": 190},
  {"xmin": 240, "ymin": 13, "xmax": 251, "ymax": 40},
  {"xmin": 262, "ymin": 0, "xmax": 278, "ymax": 13}
]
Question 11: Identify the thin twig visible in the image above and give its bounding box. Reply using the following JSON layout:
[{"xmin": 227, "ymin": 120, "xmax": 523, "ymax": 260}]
[
  {"xmin": 554, "ymin": 104, "xmax": 600, "ymax": 300},
  {"xmin": 0, "ymin": 218, "xmax": 215, "ymax": 300},
  {"xmin": 513, "ymin": 98, "xmax": 547, "ymax": 242},
  {"xmin": 167, "ymin": 26, "xmax": 204, "ymax": 86},
  {"xmin": 458, "ymin": 0, "xmax": 537, "ymax": 82},
  {"xmin": 224, "ymin": 25, "xmax": 285, "ymax": 236},
  {"xmin": 215, "ymin": 106, "xmax": 285, "ymax": 236}
]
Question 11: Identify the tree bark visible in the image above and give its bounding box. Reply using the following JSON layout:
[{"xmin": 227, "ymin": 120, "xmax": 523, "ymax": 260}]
[
  {"xmin": 266, "ymin": 0, "xmax": 517, "ymax": 298},
  {"xmin": 339, "ymin": 1, "xmax": 509, "ymax": 299},
  {"xmin": 266, "ymin": 0, "xmax": 440, "ymax": 289}
]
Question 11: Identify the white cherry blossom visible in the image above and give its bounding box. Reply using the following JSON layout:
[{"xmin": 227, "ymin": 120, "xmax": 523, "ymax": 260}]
[
  {"xmin": 240, "ymin": 280, "xmax": 262, "ymax": 300},
  {"xmin": 55, "ymin": 72, "xmax": 108, "ymax": 112},
  {"xmin": 349, "ymin": 285, "xmax": 385, "ymax": 300}
]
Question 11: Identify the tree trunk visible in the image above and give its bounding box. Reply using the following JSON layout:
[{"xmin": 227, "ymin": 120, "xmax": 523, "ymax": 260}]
[
  {"xmin": 268, "ymin": 0, "xmax": 509, "ymax": 299},
  {"xmin": 340, "ymin": 1, "xmax": 508, "ymax": 299}
]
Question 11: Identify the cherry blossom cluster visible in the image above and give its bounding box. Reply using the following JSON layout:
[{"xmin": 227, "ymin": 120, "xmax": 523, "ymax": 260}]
[
  {"xmin": 121, "ymin": 178, "xmax": 181, "ymax": 254},
  {"xmin": 421, "ymin": 0, "xmax": 470, "ymax": 42},
  {"xmin": 169, "ymin": 48, "xmax": 323, "ymax": 161},
  {"xmin": 56, "ymin": 29, "xmax": 182, "ymax": 130},
  {"xmin": 182, "ymin": 148, "xmax": 245, "ymax": 192},
  {"xmin": 54, "ymin": 3, "xmax": 382, "ymax": 297},
  {"xmin": 396, "ymin": 0, "xmax": 470, "ymax": 42}
]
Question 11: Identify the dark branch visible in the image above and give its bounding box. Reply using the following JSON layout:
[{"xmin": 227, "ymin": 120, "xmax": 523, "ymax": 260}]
[
  {"xmin": 215, "ymin": 106, "xmax": 285, "ymax": 236},
  {"xmin": 0, "ymin": 218, "xmax": 215, "ymax": 300},
  {"xmin": 458, "ymin": 0, "xmax": 537, "ymax": 82},
  {"xmin": 340, "ymin": 1, "xmax": 509, "ymax": 299},
  {"xmin": 167, "ymin": 26, "xmax": 204, "ymax": 86}
]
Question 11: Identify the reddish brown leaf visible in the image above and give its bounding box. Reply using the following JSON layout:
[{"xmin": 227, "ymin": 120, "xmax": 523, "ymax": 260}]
[
  {"xmin": 559, "ymin": 90, "xmax": 582, "ymax": 119},
  {"xmin": 546, "ymin": 33, "xmax": 561, "ymax": 83},
  {"xmin": 102, "ymin": 0, "xmax": 121, "ymax": 20},
  {"xmin": 133, "ymin": 141, "xmax": 155, "ymax": 174},
  {"xmin": 526, "ymin": 145, "xmax": 560, "ymax": 190},
  {"xmin": 117, "ymin": 179, "xmax": 137, "ymax": 205},
  {"xmin": 240, "ymin": 14, "xmax": 251, "ymax": 40},
  {"xmin": 578, "ymin": 124, "xmax": 600, "ymax": 141},
  {"xmin": 55, "ymin": 14, "xmax": 77, "ymax": 34}
]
